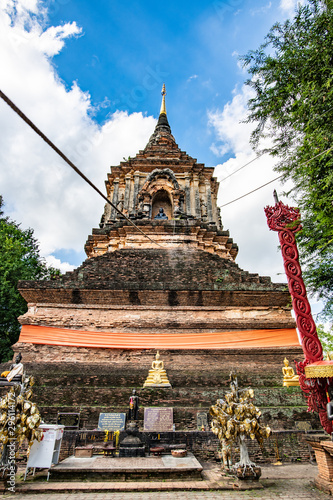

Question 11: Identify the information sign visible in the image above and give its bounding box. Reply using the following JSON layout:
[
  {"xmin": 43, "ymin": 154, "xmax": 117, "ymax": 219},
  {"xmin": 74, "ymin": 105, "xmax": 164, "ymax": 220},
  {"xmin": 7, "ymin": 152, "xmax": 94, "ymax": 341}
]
[
  {"xmin": 97, "ymin": 412, "xmax": 126, "ymax": 431},
  {"xmin": 144, "ymin": 407, "xmax": 173, "ymax": 432}
]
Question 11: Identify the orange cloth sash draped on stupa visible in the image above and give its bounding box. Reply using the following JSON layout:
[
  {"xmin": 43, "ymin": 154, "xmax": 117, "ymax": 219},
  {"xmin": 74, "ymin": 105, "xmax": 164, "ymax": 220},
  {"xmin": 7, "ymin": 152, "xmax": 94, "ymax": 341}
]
[{"xmin": 19, "ymin": 325, "xmax": 300, "ymax": 349}]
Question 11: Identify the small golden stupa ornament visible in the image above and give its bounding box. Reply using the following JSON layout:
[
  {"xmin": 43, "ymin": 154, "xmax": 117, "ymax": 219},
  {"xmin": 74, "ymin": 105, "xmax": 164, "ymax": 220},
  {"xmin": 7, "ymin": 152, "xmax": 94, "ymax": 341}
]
[
  {"xmin": 282, "ymin": 358, "xmax": 300, "ymax": 387},
  {"xmin": 143, "ymin": 351, "xmax": 171, "ymax": 388}
]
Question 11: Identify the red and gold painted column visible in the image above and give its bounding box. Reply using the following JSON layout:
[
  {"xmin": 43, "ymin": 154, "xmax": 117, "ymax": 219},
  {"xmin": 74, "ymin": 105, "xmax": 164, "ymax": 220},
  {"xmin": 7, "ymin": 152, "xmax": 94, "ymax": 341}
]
[{"xmin": 265, "ymin": 198, "xmax": 332, "ymax": 434}]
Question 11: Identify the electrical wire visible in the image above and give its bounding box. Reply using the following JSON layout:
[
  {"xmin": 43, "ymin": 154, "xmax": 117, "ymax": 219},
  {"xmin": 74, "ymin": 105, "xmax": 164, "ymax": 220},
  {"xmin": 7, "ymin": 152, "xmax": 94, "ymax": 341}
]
[
  {"xmin": 219, "ymin": 146, "xmax": 333, "ymax": 209},
  {"xmin": 2, "ymin": 89, "xmax": 332, "ymax": 226},
  {"xmin": 0, "ymin": 90, "xmax": 163, "ymax": 248},
  {"xmin": 218, "ymin": 104, "xmax": 333, "ymax": 184},
  {"xmin": 218, "ymin": 152, "xmax": 266, "ymax": 182},
  {"xmin": 219, "ymin": 175, "xmax": 282, "ymax": 208}
]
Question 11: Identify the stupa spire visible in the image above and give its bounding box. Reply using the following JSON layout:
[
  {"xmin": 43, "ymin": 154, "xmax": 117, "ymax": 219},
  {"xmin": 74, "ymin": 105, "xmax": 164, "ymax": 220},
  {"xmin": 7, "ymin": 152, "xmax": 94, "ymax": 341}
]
[
  {"xmin": 156, "ymin": 83, "xmax": 171, "ymax": 132},
  {"xmin": 160, "ymin": 83, "xmax": 167, "ymax": 115}
]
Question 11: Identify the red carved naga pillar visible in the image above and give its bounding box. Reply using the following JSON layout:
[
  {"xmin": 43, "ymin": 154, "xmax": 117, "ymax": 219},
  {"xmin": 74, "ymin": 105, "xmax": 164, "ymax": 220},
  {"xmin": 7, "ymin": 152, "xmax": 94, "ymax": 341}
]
[{"xmin": 265, "ymin": 197, "xmax": 332, "ymax": 434}]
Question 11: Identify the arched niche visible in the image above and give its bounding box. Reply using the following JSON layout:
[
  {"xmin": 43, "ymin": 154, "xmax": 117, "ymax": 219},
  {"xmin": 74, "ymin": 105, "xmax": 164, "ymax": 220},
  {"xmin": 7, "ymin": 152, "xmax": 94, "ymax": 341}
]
[
  {"xmin": 152, "ymin": 190, "xmax": 172, "ymax": 219},
  {"xmin": 144, "ymin": 168, "xmax": 179, "ymax": 190}
]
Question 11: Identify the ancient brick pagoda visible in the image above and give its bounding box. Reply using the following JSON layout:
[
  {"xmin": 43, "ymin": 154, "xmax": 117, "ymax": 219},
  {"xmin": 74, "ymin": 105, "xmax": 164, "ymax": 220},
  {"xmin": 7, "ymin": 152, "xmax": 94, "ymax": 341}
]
[
  {"xmin": 9, "ymin": 86, "xmax": 313, "ymax": 447},
  {"xmin": 16, "ymin": 84, "xmax": 298, "ymax": 352},
  {"xmin": 85, "ymin": 83, "xmax": 236, "ymax": 259}
]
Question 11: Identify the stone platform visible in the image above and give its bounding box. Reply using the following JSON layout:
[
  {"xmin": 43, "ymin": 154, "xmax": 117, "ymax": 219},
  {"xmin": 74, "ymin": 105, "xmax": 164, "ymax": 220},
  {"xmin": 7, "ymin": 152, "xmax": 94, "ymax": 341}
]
[
  {"xmin": 49, "ymin": 453, "xmax": 203, "ymax": 482},
  {"xmin": 5, "ymin": 460, "xmax": 280, "ymax": 493},
  {"xmin": 4, "ymin": 463, "xmax": 319, "ymax": 495}
]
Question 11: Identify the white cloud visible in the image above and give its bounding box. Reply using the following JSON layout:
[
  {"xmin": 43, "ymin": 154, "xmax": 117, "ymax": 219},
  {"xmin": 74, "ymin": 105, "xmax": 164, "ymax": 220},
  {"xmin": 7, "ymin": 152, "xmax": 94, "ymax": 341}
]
[
  {"xmin": 37, "ymin": 23, "xmax": 82, "ymax": 56},
  {"xmin": 250, "ymin": 2, "xmax": 272, "ymax": 16},
  {"xmin": 231, "ymin": 51, "xmax": 246, "ymax": 73},
  {"xmin": 0, "ymin": 0, "xmax": 156, "ymax": 269},
  {"xmin": 208, "ymin": 86, "xmax": 254, "ymax": 156},
  {"xmin": 208, "ymin": 85, "xmax": 294, "ymax": 284},
  {"xmin": 44, "ymin": 255, "xmax": 75, "ymax": 274},
  {"xmin": 279, "ymin": 0, "xmax": 305, "ymax": 16},
  {"xmin": 209, "ymin": 84, "xmax": 325, "ymax": 316}
]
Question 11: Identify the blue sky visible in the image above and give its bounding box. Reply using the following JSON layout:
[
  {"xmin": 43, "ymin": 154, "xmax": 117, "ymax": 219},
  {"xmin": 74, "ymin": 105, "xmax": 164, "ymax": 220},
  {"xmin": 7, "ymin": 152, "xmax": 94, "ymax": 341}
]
[
  {"xmin": 2, "ymin": 0, "xmax": 321, "ymax": 315},
  {"xmin": 47, "ymin": 0, "xmax": 287, "ymax": 167}
]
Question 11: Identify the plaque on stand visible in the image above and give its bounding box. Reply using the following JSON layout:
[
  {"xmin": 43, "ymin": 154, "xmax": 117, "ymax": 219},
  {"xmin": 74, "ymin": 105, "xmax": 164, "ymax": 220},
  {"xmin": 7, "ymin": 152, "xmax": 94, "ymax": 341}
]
[
  {"xmin": 144, "ymin": 407, "xmax": 173, "ymax": 432},
  {"xmin": 98, "ymin": 412, "xmax": 126, "ymax": 431}
]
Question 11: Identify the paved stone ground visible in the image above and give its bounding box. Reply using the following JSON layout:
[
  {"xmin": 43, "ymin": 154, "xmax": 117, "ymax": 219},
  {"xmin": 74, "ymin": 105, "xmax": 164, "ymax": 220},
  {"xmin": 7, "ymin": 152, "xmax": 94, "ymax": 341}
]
[
  {"xmin": 2, "ymin": 464, "xmax": 331, "ymax": 499},
  {"xmin": 1, "ymin": 484, "xmax": 331, "ymax": 500}
]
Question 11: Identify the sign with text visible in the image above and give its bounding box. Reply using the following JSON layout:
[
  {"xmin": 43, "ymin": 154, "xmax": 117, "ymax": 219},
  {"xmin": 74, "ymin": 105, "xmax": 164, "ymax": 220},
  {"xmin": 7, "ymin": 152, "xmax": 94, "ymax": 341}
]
[
  {"xmin": 56, "ymin": 413, "xmax": 80, "ymax": 429},
  {"xmin": 98, "ymin": 412, "xmax": 126, "ymax": 431},
  {"xmin": 144, "ymin": 407, "xmax": 173, "ymax": 432}
]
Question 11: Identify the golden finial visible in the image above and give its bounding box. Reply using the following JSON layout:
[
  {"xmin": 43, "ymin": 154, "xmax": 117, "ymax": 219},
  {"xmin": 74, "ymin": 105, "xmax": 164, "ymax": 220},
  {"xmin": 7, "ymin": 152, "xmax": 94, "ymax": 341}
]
[{"xmin": 160, "ymin": 83, "xmax": 167, "ymax": 115}]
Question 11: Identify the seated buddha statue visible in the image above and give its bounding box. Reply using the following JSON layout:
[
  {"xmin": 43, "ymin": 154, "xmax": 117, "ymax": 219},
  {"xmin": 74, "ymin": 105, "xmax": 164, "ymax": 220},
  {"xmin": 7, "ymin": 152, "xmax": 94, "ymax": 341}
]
[
  {"xmin": 0, "ymin": 353, "xmax": 24, "ymax": 385},
  {"xmin": 282, "ymin": 358, "xmax": 300, "ymax": 387},
  {"xmin": 143, "ymin": 351, "xmax": 172, "ymax": 388},
  {"xmin": 154, "ymin": 207, "xmax": 168, "ymax": 220}
]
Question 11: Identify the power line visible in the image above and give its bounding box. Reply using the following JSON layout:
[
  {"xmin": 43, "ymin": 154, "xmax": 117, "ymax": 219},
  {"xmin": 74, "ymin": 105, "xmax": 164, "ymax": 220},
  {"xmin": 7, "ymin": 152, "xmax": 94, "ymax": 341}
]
[
  {"xmin": 219, "ymin": 152, "xmax": 266, "ymax": 182},
  {"xmin": 2, "ymin": 89, "xmax": 332, "ymax": 231},
  {"xmin": 219, "ymin": 146, "xmax": 333, "ymax": 209},
  {"xmin": 219, "ymin": 105, "xmax": 333, "ymax": 184},
  {"xmin": 219, "ymin": 175, "xmax": 282, "ymax": 208},
  {"xmin": 0, "ymin": 90, "xmax": 163, "ymax": 248}
]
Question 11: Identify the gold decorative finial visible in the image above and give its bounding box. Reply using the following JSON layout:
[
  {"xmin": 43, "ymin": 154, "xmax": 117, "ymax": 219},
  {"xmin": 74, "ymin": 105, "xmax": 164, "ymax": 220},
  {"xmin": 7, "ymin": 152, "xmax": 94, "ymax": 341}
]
[{"xmin": 160, "ymin": 83, "xmax": 167, "ymax": 115}]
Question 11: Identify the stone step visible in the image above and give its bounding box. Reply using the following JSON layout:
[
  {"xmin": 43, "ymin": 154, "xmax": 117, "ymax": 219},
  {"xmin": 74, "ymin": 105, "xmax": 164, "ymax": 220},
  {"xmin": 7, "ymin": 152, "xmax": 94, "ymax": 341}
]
[{"xmin": 32, "ymin": 385, "xmax": 306, "ymax": 407}]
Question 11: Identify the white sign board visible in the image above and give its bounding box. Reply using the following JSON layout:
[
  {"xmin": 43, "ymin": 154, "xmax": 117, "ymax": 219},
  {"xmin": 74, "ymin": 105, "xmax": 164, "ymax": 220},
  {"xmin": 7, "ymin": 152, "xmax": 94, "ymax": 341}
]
[{"xmin": 27, "ymin": 424, "xmax": 64, "ymax": 469}]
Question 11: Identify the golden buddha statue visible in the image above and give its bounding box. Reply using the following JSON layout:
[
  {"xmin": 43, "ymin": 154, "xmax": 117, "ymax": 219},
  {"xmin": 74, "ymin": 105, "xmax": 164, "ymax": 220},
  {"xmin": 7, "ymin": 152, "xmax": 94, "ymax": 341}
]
[
  {"xmin": 282, "ymin": 358, "xmax": 300, "ymax": 387},
  {"xmin": 143, "ymin": 351, "xmax": 171, "ymax": 388}
]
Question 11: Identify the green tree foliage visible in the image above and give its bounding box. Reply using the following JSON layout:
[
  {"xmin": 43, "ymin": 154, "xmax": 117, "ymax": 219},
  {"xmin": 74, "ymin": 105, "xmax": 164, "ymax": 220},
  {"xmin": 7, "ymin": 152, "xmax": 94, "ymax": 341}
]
[
  {"xmin": 242, "ymin": 0, "xmax": 333, "ymax": 319},
  {"xmin": 317, "ymin": 324, "xmax": 333, "ymax": 355},
  {"xmin": 0, "ymin": 197, "xmax": 59, "ymax": 362}
]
